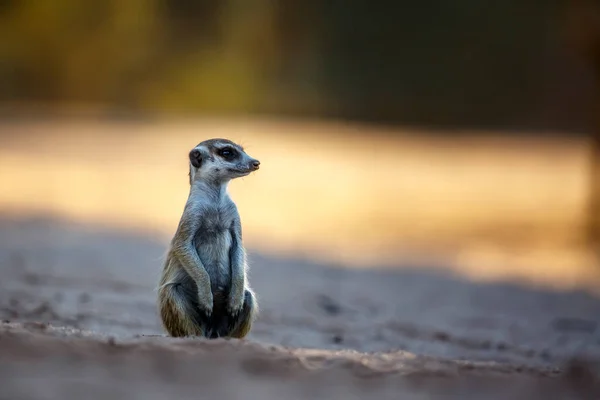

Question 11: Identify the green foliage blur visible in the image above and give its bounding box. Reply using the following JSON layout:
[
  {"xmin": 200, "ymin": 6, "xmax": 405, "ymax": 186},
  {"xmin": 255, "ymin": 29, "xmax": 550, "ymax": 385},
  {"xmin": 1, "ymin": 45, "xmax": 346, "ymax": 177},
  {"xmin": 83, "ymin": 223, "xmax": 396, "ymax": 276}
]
[
  {"xmin": 0, "ymin": 0, "xmax": 582, "ymax": 130},
  {"xmin": 0, "ymin": 0, "xmax": 296, "ymax": 114}
]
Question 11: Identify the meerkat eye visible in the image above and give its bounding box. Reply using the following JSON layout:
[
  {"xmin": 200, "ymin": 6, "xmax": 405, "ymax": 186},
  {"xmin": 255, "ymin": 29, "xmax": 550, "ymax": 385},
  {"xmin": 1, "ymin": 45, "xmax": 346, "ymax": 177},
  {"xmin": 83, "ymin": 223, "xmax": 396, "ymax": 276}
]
[{"xmin": 219, "ymin": 147, "xmax": 237, "ymax": 159}]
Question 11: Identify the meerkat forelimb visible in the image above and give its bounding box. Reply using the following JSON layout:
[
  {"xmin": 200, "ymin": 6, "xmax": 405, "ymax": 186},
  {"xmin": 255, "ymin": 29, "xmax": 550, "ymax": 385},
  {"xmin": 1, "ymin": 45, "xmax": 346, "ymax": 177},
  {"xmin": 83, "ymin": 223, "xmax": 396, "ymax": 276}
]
[{"xmin": 158, "ymin": 138, "xmax": 260, "ymax": 339}]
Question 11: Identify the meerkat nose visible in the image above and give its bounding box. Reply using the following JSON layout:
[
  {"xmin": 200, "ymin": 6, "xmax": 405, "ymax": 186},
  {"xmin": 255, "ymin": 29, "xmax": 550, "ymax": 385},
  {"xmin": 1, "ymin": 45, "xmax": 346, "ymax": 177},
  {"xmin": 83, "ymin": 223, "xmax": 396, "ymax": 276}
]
[{"xmin": 251, "ymin": 160, "xmax": 260, "ymax": 169}]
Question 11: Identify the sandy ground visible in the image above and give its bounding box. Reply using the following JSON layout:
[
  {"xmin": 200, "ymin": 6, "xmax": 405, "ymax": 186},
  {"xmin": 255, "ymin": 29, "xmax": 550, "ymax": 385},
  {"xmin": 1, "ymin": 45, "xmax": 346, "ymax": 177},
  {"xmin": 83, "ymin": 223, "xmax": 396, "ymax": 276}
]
[
  {"xmin": 1, "ymin": 214, "xmax": 600, "ymax": 399},
  {"xmin": 1, "ymin": 118, "xmax": 600, "ymax": 398}
]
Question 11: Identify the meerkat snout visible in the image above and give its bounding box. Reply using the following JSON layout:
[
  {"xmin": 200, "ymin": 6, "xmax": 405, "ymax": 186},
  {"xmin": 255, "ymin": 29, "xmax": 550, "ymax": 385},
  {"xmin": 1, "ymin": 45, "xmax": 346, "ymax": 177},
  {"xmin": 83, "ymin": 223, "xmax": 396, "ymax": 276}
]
[{"xmin": 250, "ymin": 159, "xmax": 260, "ymax": 170}]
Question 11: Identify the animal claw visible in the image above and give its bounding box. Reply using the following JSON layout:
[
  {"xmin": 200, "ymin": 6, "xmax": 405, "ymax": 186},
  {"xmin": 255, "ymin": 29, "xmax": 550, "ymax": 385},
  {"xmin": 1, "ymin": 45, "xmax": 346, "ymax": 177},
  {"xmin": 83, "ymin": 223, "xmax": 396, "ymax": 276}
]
[
  {"xmin": 200, "ymin": 302, "xmax": 213, "ymax": 317},
  {"xmin": 227, "ymin": 301, "xmax": 243, "ymax": 317}
]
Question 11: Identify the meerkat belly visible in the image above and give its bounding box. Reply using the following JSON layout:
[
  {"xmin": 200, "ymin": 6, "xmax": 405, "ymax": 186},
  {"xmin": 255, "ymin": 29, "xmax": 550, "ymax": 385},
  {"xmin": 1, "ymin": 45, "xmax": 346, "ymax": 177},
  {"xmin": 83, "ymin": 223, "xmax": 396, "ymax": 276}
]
[{"xmin": 194, "ymin": 226, "xmax": 232, "ymax": 295}]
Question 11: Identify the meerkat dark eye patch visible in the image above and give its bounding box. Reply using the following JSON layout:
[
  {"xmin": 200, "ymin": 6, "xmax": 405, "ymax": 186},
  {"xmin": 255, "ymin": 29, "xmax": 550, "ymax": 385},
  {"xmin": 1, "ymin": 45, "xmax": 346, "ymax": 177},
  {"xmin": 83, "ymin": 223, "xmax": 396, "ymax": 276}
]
[
  {"xmin": 218, "ymin": 147, "xmax": 238, "ymax": 160},
  {"xmin": 189, "ymin": 149, "xmax": 203, "ymax": 168}
]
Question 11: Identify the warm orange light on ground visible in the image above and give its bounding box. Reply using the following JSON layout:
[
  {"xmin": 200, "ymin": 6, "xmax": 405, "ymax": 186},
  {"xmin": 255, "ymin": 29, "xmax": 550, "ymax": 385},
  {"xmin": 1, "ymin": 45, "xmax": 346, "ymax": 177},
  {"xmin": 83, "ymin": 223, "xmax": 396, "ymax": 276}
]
[{"xmin": 0, "ymin": 118, "xmax": 597, "ymax": 292}]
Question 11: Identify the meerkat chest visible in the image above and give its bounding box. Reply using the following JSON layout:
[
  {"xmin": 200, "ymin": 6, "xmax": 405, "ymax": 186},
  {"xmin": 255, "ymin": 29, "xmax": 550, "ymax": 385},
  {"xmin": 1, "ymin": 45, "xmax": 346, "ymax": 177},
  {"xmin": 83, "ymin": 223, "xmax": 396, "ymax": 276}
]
[
  {"xmin": 197, "ymin": 201, "xmax": 236, "ymax": 235},
  {"xmin": 193, "ymin": 200, "xmax": 237, "ymax": 256},
  {"xmin": 198, "ymin": 208, "xmax": 230, "ymax": 235}
]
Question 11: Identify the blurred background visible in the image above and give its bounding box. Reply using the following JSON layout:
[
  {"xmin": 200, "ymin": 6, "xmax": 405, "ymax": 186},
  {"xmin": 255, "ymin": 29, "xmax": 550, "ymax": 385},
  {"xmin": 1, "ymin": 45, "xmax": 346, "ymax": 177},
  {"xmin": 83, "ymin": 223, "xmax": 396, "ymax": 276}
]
[{"xmin": 1, "ymin": 0, "xmax": 600, "ymax": 294}]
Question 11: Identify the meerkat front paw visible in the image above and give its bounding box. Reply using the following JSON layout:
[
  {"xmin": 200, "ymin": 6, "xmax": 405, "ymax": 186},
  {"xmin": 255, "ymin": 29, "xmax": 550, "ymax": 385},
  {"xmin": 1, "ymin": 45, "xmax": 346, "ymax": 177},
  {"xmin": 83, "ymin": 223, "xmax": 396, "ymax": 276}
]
[
  {"xmin": 227, "ymin": 288, "xmax": 244, "ymax": 318},
  {"xmin": 197, "ymin": 291, "xmax": 214, "ymax": 317}
]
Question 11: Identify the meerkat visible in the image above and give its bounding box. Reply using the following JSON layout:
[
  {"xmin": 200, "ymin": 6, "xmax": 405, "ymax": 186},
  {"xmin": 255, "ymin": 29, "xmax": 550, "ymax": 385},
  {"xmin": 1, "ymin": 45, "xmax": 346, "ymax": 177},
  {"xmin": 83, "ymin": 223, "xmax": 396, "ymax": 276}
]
[{"xmin": 157, "ymin": 138, "xmax": 260, "ymax": 339}]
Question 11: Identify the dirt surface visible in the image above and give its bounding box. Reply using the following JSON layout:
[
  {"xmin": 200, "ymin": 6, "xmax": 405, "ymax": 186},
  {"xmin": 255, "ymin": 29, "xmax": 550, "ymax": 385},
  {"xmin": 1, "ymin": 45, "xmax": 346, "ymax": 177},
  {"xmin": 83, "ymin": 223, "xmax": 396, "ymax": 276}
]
[{"xmin": 1, "ymin": 214, "xmax": 600, "ymax": 399}]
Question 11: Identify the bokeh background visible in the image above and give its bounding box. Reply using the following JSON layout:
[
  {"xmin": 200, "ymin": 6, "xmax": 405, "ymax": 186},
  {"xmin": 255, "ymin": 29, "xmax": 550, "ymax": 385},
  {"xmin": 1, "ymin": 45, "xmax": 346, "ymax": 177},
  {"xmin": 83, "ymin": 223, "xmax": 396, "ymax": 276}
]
[{"xmin": 1, "ymin": 0, "xmax": 600, "ymax": 298}]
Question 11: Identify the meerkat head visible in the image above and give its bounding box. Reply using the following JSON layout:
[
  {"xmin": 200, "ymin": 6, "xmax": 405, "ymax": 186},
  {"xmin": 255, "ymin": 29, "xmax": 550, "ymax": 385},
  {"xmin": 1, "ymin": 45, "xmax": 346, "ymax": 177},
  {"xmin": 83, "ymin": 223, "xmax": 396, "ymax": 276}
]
[{"xmin": 188, "ymin": 138, "xmax": 260, "ymax": 185}]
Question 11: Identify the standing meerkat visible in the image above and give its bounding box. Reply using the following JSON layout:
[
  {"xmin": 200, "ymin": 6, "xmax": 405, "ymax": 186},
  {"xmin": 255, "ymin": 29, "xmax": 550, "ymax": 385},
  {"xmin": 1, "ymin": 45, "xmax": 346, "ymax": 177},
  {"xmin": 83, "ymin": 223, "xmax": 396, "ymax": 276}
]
[{"xmin": 158, "ymin": 138, "xmax": 260, "ymax": 339}]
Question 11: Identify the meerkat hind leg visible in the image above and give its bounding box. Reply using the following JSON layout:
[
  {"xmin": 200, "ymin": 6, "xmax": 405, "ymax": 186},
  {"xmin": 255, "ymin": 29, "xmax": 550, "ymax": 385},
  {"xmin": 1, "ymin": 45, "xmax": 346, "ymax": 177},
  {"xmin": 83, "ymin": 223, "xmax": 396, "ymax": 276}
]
[
  {"xmin": 159, "ymin": 276, "xmax": 210, "ymax": 338},
  {"xmin": 228, "ymin": 289, "xmax": 257, "ymax": 339}
]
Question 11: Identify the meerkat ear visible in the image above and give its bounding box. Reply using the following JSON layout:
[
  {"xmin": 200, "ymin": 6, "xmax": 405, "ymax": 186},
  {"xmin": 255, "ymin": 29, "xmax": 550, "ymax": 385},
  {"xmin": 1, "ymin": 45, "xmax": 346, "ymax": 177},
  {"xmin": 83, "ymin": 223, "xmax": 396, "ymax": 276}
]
[{"xmin": 189, "ymin": 148, "xmax": 203, "ymax": 168}]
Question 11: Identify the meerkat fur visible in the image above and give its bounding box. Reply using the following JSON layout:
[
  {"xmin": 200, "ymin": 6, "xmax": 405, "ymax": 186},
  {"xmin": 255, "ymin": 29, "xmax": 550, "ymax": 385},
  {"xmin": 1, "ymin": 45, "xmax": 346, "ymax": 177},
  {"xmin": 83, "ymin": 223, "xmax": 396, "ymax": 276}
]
[{"xmin": 158, "ymin": 138, "xmax": 259, "ymax": 338}]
